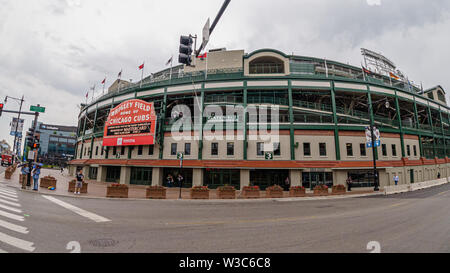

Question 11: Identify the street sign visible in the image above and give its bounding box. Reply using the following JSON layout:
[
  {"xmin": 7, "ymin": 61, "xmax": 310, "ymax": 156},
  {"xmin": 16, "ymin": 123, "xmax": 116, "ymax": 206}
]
[
  {"xmin": 265, "ymin": 152, "xmax": 274, "ymax": 160},
  {"xmin": 202, "ymin": 18, "xmax": 210, "ymax": 47},
  {"xmin": 177, "ymin": 152, "xmax": 184, "ymax": 160},
  {"xmin": 28, "ymin": 151, "xmax": 35, "ymax": 160},
  {"xmin": 30, "ymin": 105, "xmax": 46, "ymax": 113}
]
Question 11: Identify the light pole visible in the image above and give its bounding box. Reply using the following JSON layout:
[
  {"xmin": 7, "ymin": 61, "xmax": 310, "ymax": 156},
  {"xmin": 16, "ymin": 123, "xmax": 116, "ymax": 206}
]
[
  {"xmin": 4, "ymin": 95, "xmax": 24, "ymax": 164},
  {"xmin": 368, "ymin": 104, "xmax": 380, "ymax": 192}
]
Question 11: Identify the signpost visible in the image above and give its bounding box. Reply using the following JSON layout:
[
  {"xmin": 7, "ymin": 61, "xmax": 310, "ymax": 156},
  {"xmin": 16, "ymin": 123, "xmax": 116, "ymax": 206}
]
[{"xmin": 177, "ymin": 152, "xmax": 184, "ymax": 199}]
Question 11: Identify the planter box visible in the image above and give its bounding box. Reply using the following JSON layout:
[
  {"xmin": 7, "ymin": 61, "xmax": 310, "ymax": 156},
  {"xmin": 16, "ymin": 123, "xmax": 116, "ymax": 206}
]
[
  {"xmin": 266, "ymin": 185, "xmax": 284, "ymax": 198},
  {"xmin": 313, "ymin": 185, "xmax": 329, "ymax": 196},
  {"xmin": 190, "ymin": 189, "xmax": 210, "ymax": 200},
  {"xmin": 4, "ymin": 171, "xmax": 12, "ymax": 179},
  {"xmin": 106, "ymin": 186, "xmax": 129, "ymax": 198},
  {"xmin": 68, "ymin": 180, "xmax": 88, "ymax": 194},
  {"xmin": 40, "ymin": 176, "xmax": 57, "ymax": 188},
  {"xmin": 332, "ymin": 185, "xmax": 346, "ymax": 195},
  {"xmin": 217, "ymin": 187, "xmax": 236, "ymax": 199},
  {"xmin": 289, "ymin": 187, "xmax": 306, "ymax": 197},
  {"xmin": 241, "ymin": 187, "xmax": 261, "ymax": 199},
  {"xmin": 146, "ymin": 187, "xmax": 167, "ymax": 199}
]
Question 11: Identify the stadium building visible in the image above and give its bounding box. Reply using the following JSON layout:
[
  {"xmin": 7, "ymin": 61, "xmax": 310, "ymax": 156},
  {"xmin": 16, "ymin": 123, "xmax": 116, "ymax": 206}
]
[{"xmin": 69, "ymin": 48, "xmax": 450, "ymax": 190}]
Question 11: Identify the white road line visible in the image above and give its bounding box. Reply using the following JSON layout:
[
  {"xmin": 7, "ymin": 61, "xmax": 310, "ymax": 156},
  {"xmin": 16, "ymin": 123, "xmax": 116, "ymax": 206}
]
[
  {"xmin": 0, "ymin": 195, "xmax": 19, "ymax": 202},
  {"xmin": 0, "ymin": 190, "xmax": 18, "ymax": 198},
  {"xmin": 42, "ymin": 195, "xmax": 111, "ymax": 223},
  {"xmin": 0, "ymin": 198, "xmax": 21, "ymax": 207},
  {"xmin": 0, "ymin": 188, "xmax": 17, "ymax": 195},
  {"xmin": 0, "ymin": 209, "xmax": 24, "ymax": 222},
  {"xmin": 0, "ymin": 231, "xmax": 35, "ymax": 252},
  {"xmin": 0, "ymin": 219, "xmax": 29, "ymax": 234},
  {"xmin": 0, "ymin": 204, "xmax": 22, "ymax": 214}
]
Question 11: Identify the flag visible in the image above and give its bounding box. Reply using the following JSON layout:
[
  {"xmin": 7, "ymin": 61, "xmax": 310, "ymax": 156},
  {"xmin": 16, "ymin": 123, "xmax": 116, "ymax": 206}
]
[
  {"xmin": 101, "ymin": 78, "xmax": 106, "ymax": 84},
  {"xmin": 85, "ymin": 92, "xmax": 88, "ymax": 98},
  {"xmin": 197, "ymin": 53, "xmax": 207, "ymax": 59},
  {"xmin": 139, "ymin": 63, "xmax": 144, "ymax": 70},
  {"xmin": 389, "ymin": 72, "xmax": 400, "ymax": 80},
  {"xmin": 118, "ymin": 70, "xmax": 122, "ymax": 78},
  {"xmin": 362, "ymin": 66, "xmax": 372, "ymax": 75},
  {"xmin": 166, "ymin": 56, "xmax": 173, "ymax": 66}
]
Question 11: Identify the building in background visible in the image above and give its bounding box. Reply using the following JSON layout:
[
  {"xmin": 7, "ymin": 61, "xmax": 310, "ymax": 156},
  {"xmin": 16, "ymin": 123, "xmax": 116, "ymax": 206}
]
[
  {"xmin": 0, "ymin": 140, "xmax": 11, "ymax": 154},
  {"xmin": 36, "ymin": 123, "xmax": 77, "ymax": 166}
]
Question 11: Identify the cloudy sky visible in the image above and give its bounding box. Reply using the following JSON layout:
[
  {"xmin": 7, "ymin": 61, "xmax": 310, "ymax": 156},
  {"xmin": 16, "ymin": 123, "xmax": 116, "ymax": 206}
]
[{"xmin": 1, "ymin": 0, "xmax": 450, "ymax": 151}]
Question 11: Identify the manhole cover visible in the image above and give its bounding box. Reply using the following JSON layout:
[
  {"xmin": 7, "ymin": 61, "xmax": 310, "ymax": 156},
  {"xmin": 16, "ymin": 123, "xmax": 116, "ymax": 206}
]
[{"xmin": 88, "ymin": 239, "xmax": 119, "ymax": 248}]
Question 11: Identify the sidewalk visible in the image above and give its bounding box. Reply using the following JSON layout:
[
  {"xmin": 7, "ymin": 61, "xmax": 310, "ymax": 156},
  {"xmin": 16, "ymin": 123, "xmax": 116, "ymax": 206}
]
[{"xmin": 1, "ymin": 168, "xmax": 382, "ymax": 201}]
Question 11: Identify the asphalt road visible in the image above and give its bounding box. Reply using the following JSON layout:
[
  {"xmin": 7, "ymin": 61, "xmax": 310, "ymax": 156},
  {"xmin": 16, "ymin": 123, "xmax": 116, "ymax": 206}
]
[{"xmin": 1, "ymin": 176, "xmax": 450, "ymax": 253}]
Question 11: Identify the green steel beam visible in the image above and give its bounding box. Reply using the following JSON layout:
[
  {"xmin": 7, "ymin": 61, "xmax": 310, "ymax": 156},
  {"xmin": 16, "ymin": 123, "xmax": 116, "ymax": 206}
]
[
  {"xmin": 394, "ymin": 92, "xmax": 406, "ymax": 158},
  {"xmin": 330, "ymin": 81, "xmax": 340, "ymax": 160},
  {"xmin": 243, "ymin": 82, "xmax": 248, "ymax": 160},
  {"xmin": 198, "ymin": 84, "xmax": 205, "ymax": 160},
  {"xmin": 159, "ymin": 89, "xmax": 168, "ymax": 160},
  {"xmin": 426, "ymin": 106, "xmax": 437, "ymax": 158},
  {"xmin": 367, "ymin": 86, "xmax": 378, "ymax": 160},
  {"xmin": 288, "ymin": 80, "xmax": 295, "ymax": 160}
]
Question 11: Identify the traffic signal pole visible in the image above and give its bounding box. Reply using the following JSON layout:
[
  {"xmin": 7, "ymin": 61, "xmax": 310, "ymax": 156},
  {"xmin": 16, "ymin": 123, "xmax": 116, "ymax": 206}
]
[{"xmin": 26, "ymin": 108, "xmax": 40, "ymax": 188}]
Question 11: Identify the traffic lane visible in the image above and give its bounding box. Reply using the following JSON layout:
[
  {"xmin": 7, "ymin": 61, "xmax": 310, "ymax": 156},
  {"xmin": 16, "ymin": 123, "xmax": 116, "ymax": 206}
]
[
  {"xmin": 13, "ymin": 190, "xmax": 114, "ymax": 253},
  {"xmin": 11, "ymin": 183, "xmax": 450, "ymax": 253}
]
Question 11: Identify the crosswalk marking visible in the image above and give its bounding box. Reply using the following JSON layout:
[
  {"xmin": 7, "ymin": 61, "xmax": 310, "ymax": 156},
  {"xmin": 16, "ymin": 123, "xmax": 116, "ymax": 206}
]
[
  {"xmin": 42, "ymin": 195, "xmax": 111, "ymax": 223},
  {"xmin": 0, "ymin": 189, "xmax": 17, "ymax": 195},
  {"xmin": 0, "ymin": 219, "xmax": 29, "ymax": 234},
  {"xmin": 0, "ymin": 209, "xmax": 25, "ymax": 222},
  {"xmin": 0, "ymin": 194, "xmax": 19, "ymax": 202},
  {"xmin": 0, "ymin": 204, "xmax": 22, "ymax": 214},
  {"xmin": 0, "ymin": 191, "xmax": 18, "ymax": 198},
  {"xmin": 0, "ymin": 198, "xmax": 21, "ymax": 207},
  {"xmin": 0, "ymin": 231, "xmax": 35, "ymax": 252}
]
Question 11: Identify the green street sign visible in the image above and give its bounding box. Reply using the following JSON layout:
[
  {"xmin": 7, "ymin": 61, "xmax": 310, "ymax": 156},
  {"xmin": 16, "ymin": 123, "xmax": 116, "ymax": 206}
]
[
  {"xmin": 30, "ymin": 105, "xmax": 46, "ymax": 113},
  {"xmin": 265, "ymin": 152, "xmax": 274, "ymax": 160}
]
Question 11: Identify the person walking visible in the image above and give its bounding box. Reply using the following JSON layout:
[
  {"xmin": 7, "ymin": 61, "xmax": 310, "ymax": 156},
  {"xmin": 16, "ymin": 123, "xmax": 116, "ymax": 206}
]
[
  {"xmin": 166, "ymin": 174, "xmax": 174, "ymax": 188},
  {"xmin": 346, "ymin": 176, "xmax": 353, "ymax": 192},
  {"xmin": 284, "ymin": 177, "xmax": 290, "ymax": 191},
  {"xmin": 438, "ymin": 172, "xmax": 441, "ymax": 179},
  {"xmin": 32, "ymin": 164, "xmax": 42, "ymax": 191},
  {"xmin": 20, "ymin": 163, "xmax": 30, "ymax": 190},
  {"xmin": 394, "ymin": 174, "xmax": 399, "ymax": 186},
  {"xmin": 74, "ymin": 169, "xmax": 84, "ymax": 195},
  {"xmin": 177, "ymin": 173, "xmax": 184, "ymax": 188}
]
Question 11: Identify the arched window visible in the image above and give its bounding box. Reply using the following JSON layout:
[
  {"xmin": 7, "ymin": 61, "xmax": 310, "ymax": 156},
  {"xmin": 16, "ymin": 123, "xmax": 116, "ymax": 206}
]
[{"xmin": 249, "ymin": 56, "xmax": 285, "ymax": 74}]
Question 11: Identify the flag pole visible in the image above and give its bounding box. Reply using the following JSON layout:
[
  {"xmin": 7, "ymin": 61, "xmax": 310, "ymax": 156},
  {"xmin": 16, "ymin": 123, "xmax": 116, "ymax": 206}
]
[
  {"xmin": 324, "ymin": 58, "xmax": 328, "ymax": 78},
  {"xmin": 140, "ymin": 62, "xmax": 144, "ymax": 89},
  {"xmin": 170, "ymin": 56, "xmax": 173, "ymax": 82}
]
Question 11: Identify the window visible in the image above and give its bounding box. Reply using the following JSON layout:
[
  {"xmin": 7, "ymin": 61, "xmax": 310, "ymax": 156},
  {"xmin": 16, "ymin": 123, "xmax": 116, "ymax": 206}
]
[
  {"xmin": 171, "ymin": 143, "xmax": 177, "ymax": 156},
  {"xmin": 138, "ymin": 145, "xmax": 143, "ymax": 155},
  {"xmin": 273, "ymin": 142, "xmax": 281, "ymax": 156},
  {"xmin": 249, "ymin": 56, "xmax": 285, "ymax": 74},
  {"xmin": 257, "ymin": 142, "xmax": 264, "ymax": 156},
  {"xmin": 319, "ymin": 143, "xmax": 327, "ymax": 157},
  {"xmin": 392, "ymin": 144, "xmax": 397, "ymax": 157},
  {"xmin": 303, "ymin": 143, "xmax": 311, "ymax": 156},
  {"xmin": 360, "ymin": 143, "xmax": 367, "ymax": 157},
  {"xmin": 382, "ymin": 144, "xmax": 387, "ymax": 157},
  {"xmin": 211, "ymin": 143, "xmax": 219, "ymax": 156},
  {"xmin": 185, "ymin": 143, "xmax": 191, "ymax": 156},
  {"xmin": 112, "ymin": 147, "xmax": 117, "ymax": 156},
  {"xmin": 346, "ymin": 143, "xmax": 353, "ymax": 157},
  {"xmin": 227, "ymin": 142, "xmax": 234, "ymax": 156},
  {"xmin": 101, "ymin": 146, "xmax": 104, "ymax": 156},
  {"xmin": 121, "ymin": 146, "xmax": 125, "ymax": 155},
  {"xmin": 148, "ymin": 145, "xmax": 154, "ymax": 156},
  {"xmin": 413, "ymin": 145, "xmax": 417, "ymax": 157},
  {"xmin": 95, "ymin": 146, "xmax": 99, "ymax": 156},
  {"xmin": 407, "ymin": 145, "xmax": 411, "ymax": 156}
]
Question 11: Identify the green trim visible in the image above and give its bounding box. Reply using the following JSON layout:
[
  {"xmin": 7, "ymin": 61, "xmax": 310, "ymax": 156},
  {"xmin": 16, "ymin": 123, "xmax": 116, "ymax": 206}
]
[
  {"xmin": 367, "ymin": 86, "xmax": 378, "ymax": 160},
  {"xmin": 244, "ymin": 48, "xmax": 289, "ymax": 59},
  {"xmin": 427, "ymin": 106, "xmax": 436, "ymax": 158},
  {"xmin": 394, "ymin": 92, "xmax": 406, "ymax": 158},
  {"xmin": 198, "ymin": 84, "xmax": 205, "ymax": 160},
  {"xmin": 159, "ymin": 89, "xmax": 168, "ymax": 160},
  {"xmin": 243, "ymin": 82, "xmax": 248, "ymax": 160},
  {"xmin": 288, "ymin": 80, "xmax": 295, "ymax": 160},
  {"xmin": 331, "ymin": 81, "xmax": 340, "ymax": 160}
]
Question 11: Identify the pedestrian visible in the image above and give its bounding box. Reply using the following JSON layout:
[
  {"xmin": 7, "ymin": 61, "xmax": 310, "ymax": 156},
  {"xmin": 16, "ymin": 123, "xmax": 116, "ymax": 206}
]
[
  {"xmin": 20, "ymin": 163, "xmax": 30, "ymax": 189},
  {"xmin": 32, "ymin": 164, "xmax": 41, "ymax": 191},
  {"xmin": 394, "ymin": 174, "xmax": 399, "ymax": 186},
  {"xmin": 346, "ymin": 176, "xmax": 353, "ymax": 191},
  {"xmin": 166, "ymin": 174, "xmax": 173, "ymax": 188},
  {"xmin": 438, "ymin": 172, "xmax": 441, "ymax": 179},
  {"xmin": 74, "ymin": 169, "xmax": 84, "ymax": 195},
  {"xmin": 60, "ymin": 165, "xmax": 64, "ymax": 174},
  {"xmin": 177, "ymin": 173, "xmax": 184, "ymax": 188},
  {"xmin": 284, "ymin": 177, "xmax": 290, "ymax": 191}
]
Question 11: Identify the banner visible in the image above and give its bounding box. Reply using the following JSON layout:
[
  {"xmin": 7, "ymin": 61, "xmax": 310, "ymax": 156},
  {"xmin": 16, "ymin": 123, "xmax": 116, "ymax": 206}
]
[
  {"xmin": 10, "ymin": 118, "xmax": 24, "ymax": 137},
  {"xmin": 103, "ymin": 99, "xmax": 157, "ymax": 147}
]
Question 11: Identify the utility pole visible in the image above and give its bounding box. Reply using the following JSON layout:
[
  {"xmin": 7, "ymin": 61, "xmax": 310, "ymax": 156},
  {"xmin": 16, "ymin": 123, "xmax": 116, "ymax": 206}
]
[{"xmin": 4, "ymin": 95, "xmax": 24, "ymax": 164}]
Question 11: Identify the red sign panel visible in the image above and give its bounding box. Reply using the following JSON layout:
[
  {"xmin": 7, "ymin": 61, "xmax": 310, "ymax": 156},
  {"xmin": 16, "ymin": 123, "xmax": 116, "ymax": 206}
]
[{"xmin": 103, "ymin": 99, "xmax": 157, "ymax": 147}]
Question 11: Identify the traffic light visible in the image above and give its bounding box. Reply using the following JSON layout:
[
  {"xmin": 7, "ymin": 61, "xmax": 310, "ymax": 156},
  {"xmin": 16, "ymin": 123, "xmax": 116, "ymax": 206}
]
[
  {"xmin": 25, "ymin": 128, "xmax": 35, "ymax": 148},
  {"xmin": 0, "ymin": 103, "xmax": 3, "ymax": 117},
  {"xmin": 178, "ymin": 35, "xmax": 193, "ymax": 66}
]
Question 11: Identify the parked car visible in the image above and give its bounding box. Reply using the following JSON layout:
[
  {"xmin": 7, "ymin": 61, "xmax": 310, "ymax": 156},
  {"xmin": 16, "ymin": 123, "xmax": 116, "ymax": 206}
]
[{"xmin": 1, "ymin": 154, "xmax": 13, "ymax": 167}]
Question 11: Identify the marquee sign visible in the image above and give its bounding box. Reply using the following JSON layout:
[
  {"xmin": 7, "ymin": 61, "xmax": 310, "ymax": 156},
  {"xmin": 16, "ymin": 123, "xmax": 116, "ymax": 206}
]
[{"xmin": 103, "ymin": 99, "xmax": 157, "ymax": 147}]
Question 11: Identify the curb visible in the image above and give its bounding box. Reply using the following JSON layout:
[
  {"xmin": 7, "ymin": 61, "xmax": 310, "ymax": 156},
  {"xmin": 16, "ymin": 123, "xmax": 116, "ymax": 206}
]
[{"xmin": 2, "ymin": 182, "xmax": 385, "ymax": 203}]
